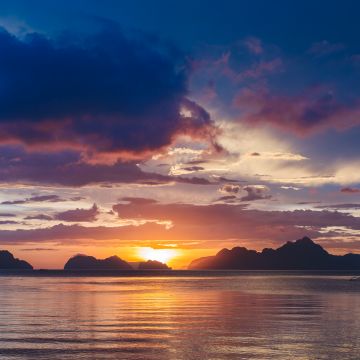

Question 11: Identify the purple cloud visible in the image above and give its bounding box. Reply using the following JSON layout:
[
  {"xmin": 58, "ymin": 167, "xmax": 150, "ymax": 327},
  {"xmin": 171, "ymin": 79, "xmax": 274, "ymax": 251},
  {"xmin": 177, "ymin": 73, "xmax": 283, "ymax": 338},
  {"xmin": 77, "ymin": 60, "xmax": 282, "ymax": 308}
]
[
  {"xmin": 0, "ymin": 145, "xmax": 213, "ymax": 186},
  {"xmin": 240, "ymin": 185, "xmax": 272, "ymax": 201},
  {"xmin": 234, "ymin": 86, "xmax": 360, "ymax": 134},
  {"xmin": 341, "ymin": 187, "xmax": 360, "ymax": 194},
  {"xmin": 2, "ymin": 194, "xmax": 64, "ymax": 205},
  {"xmin": 24, "ymin": 214, "xmax": 53, "ymax": 221},
  {"xmin": 54, "ymin": 204, "xmax": 99, "ymax": 222},
  {"xmin": 0, "ymin": 202, "xmax": 359, "ymax": 253},
  {"xmin": 0, "ymin": 213, "xmax": 16, "ymax": 217}
]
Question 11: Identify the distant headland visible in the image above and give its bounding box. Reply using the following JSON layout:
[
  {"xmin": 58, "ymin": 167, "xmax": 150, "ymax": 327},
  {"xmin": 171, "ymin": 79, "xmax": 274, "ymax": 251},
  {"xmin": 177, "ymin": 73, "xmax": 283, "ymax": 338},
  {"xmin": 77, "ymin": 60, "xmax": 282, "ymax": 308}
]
[{"xmin": 189, "ymin": 237, "xmax": 360, "ymax": 270}]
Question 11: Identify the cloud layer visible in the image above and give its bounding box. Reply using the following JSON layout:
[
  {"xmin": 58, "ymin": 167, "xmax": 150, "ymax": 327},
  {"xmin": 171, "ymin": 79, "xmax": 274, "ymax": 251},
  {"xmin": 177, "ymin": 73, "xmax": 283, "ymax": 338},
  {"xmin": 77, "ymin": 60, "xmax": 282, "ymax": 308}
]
[
  {"xmin": 1, "ymin": 200, "xmax": 359, "ymax": 252},
  {"xmin": 0, "ymin": 145, "xmax": 214, "ymax": 186}
]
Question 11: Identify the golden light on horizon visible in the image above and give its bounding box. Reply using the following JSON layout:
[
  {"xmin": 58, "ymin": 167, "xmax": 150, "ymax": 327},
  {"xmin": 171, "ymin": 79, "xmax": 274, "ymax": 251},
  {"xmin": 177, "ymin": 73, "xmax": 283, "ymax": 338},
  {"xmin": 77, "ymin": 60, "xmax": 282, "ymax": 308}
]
[{"xmin": 138, "ymin": 247, "xmax": 178, "ymax": 264}]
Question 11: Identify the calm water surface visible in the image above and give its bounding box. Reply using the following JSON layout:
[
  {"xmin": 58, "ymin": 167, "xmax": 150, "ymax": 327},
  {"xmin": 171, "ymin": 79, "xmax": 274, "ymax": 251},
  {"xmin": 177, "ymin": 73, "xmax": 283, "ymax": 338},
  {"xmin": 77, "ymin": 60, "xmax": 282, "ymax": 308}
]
[{"xmin": 0, "ymin": 272, "xmax": 360, "ymax": 359}]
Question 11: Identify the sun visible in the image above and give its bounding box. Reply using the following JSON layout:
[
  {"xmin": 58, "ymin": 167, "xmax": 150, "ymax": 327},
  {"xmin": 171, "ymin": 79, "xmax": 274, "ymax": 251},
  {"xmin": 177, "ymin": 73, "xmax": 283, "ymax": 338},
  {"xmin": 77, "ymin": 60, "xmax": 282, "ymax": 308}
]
[{"xmin": 138, "ymin": 247, "xmax": 177, "ymax": 264}]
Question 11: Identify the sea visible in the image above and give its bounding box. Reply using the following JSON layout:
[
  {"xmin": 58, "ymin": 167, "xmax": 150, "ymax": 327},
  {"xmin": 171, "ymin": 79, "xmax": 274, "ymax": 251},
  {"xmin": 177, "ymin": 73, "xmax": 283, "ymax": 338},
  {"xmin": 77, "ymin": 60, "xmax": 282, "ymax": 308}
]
[{"xmin": 0, "ymin": 270, "xmax": 360, "ymax": 360}]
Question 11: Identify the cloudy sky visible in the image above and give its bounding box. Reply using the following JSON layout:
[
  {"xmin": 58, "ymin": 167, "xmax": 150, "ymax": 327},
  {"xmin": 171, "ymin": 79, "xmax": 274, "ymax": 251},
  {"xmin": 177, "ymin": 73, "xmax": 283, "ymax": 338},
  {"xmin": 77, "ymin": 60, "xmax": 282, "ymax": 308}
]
[{"xmin": 0, "ymin": 0, "xmax": 360, "ymax": 269}]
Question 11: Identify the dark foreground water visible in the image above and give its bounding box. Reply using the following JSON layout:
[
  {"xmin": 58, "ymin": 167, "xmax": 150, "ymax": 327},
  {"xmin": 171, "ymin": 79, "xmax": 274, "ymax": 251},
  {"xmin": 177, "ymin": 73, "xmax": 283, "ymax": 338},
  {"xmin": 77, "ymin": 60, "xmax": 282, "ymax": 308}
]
[{"xmin": 0, "ymin": 271, "xmax": 360, "ymax": 360}]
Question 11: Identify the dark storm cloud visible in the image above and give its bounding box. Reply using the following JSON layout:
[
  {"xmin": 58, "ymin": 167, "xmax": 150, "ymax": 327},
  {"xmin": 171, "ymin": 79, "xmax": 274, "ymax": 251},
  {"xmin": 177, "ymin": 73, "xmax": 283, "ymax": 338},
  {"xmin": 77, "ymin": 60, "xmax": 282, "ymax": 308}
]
[{"xmin": 0, "ymin": 26, "xmax": 214, "ymax": 156}]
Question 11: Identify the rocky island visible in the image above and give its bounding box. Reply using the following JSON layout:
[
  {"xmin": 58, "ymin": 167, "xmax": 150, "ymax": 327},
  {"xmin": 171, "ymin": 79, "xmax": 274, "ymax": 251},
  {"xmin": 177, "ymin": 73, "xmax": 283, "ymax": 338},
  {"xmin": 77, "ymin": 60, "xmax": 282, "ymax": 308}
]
[
  {"xmin": 0, "ymin": 250, "xmax": 33, "ymax": 270},
  {"xmin": 189, "ymin": 237, "xmax": 360, "ymax": 270},
  {"xmin": 64, "ymin": 254, "xmax": 133, "ymax": 270}
]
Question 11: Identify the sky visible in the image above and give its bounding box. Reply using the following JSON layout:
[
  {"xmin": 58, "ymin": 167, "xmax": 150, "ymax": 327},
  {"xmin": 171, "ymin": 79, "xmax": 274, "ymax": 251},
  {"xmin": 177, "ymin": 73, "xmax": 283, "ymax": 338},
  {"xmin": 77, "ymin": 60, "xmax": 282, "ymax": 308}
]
[{"xmin": 0, "ymin": 0, "xmax": 360, "ymax": 269}]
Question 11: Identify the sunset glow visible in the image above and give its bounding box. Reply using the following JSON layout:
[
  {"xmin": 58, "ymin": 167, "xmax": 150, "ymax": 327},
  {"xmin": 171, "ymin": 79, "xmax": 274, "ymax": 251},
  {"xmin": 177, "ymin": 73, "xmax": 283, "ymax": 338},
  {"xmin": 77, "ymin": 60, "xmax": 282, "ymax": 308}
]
[
  {"xmin": 138, "ymin": 247, "xmax": 179, "ymax": 264},
  {"xmin": 1, "ymin": 2, "xmax": 360, "ymax": 360},
  {"xmin": 0, "ymin": 0, "xmax": 359, "ymax": 272}
]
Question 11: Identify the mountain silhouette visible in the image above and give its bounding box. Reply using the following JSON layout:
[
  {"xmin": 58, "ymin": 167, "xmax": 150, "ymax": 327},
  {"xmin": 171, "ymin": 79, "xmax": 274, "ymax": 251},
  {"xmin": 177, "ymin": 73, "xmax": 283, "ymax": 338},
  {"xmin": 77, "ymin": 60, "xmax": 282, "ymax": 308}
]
[
  {"xmin": 138, "ymin": 260, "xmax": 171, "ymax": 270},
  {"xmin": 64, "ymin": 255, "xmax": 133, "ymax": 270},
  {"xmin": 189, "ymin": 237, "xmax": 360, "ymax": 270},
  {"xmin": 0, "ymin": 250, "xmax": 33, "ymax": 270}
]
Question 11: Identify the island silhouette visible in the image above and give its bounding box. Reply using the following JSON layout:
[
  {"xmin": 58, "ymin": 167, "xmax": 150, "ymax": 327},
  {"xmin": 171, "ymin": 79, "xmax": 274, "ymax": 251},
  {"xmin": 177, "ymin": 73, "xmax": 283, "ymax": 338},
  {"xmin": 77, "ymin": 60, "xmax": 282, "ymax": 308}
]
[
  {"xmin": 64, "ymin": 255, "xmax": 172, "ymax": 270},
  {"xmin": 64, "ymin": 255, "xmax": 133, "ymax": 270},
  {"xmin": 2, "ymin": 237, "xmax": 360, "ymax": 271},
  {"xmin": 189, "ymin": 237, "xmax": 360, "ymax": 270},
  {"xmin": 0, "ymin": 250, "xmax": 33, "ymax": 270}
]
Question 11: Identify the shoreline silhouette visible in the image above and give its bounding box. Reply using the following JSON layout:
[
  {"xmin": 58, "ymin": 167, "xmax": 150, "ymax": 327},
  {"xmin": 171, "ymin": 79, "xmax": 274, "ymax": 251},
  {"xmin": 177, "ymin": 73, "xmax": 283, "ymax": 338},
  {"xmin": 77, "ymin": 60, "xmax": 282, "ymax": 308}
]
[
  {"xmin": 2, "ymin": 237, "xmax": 360, "ymax": 272},
  {"xmin": 189, "ymin": 237, "xmax": 360, "ymax": 270}
]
